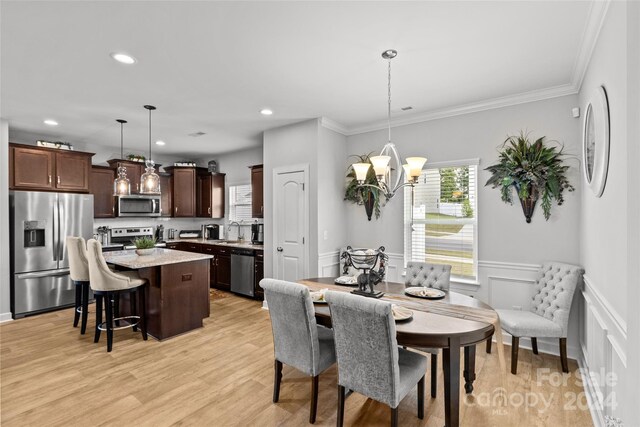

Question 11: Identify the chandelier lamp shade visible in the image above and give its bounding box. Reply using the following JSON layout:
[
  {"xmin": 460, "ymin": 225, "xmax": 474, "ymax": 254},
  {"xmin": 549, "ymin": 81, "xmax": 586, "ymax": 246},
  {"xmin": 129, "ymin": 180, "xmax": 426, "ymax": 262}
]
[
  {"xmin": 113, "ymin": 119, "xmax": 131, "ymax": 196},
  {"xmin": 140, "ymin": 104, "xmax": 161, "ymax": 194},
  {"xmin": 352, "ymin": 49, "xmax": 427, "ymax": 201}
]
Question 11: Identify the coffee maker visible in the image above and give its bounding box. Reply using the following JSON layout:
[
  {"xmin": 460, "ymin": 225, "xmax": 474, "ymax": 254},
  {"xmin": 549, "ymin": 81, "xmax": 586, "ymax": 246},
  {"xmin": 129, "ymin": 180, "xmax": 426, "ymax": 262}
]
[
  {"xmin": 205, "ymin": 224, "xmax": 224, "ymax": 240},
  {"xmin": 251, "ymin": 222, "xmax": 264, "ymax": 245}
]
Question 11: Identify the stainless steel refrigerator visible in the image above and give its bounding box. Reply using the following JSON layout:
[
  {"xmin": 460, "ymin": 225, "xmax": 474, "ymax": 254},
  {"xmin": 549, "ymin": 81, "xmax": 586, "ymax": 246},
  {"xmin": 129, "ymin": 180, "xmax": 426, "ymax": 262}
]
[{"xmin": 10, "ymin": 191, "xmax": 93, "ymax": 318}]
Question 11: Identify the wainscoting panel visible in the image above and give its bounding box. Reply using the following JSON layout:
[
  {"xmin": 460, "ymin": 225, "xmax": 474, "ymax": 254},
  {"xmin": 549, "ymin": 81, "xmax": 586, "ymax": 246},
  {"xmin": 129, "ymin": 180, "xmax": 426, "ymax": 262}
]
[{"xmin": 579, "ymin": 275, "xmax": 628, "ymax": 427}]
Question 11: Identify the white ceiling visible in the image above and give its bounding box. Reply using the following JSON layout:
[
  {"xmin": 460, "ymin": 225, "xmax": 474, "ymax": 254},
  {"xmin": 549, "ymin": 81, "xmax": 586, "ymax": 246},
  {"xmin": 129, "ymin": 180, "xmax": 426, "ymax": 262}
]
[{"xmin": 1, "ymin": 1, "xmax": 595, "ymax": 158}]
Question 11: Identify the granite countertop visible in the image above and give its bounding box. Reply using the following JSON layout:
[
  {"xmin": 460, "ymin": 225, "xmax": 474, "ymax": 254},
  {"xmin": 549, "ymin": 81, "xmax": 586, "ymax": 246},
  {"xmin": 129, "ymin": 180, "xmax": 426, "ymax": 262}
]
[
  {"xmin": 103, "ymin": 248, "xmax": 213, "ymax": 269},
  {"xmin": 166, "ymin": 238, "xmax": 264, "ymax": 251}
]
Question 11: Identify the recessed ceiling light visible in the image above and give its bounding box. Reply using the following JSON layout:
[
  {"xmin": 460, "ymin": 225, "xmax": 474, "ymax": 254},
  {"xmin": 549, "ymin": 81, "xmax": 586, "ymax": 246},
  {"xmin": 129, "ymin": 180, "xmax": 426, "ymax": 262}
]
[
  {"xmin": 44, "ymin": 119, "xmax": 58, "ymax": 126},
  {"xmin": 260, "ymin": 108, "xmax": 273, "ymax": 116},
  {"xmin": 155, "ymin": 140, "xmax": 165, "ymax": 146},
  {"xmin": 110, "ymin": 52, "xmax": 136, "ymax": 65}
]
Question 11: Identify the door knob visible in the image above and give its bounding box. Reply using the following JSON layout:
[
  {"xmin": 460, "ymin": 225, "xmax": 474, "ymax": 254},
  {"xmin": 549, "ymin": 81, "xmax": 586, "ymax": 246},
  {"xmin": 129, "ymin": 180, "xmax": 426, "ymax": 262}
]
[{"xmin": 277, "ymin": 247, "xmax": 283, "ymax": 252}]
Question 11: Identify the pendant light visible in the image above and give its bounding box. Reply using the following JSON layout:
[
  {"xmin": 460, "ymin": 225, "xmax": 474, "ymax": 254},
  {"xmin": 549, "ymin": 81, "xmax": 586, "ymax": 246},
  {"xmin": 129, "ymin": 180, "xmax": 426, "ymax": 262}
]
[
  {"xmin": 113, "ymin": 119, "xmax": 131, "ymax": 196},
  {"xmin": 140, "ymin": 105, "xmax": 161, "ymax": 194},
  {"xmin": 351, "ymin": 49, "xmax": 427, "ymax": 201}
]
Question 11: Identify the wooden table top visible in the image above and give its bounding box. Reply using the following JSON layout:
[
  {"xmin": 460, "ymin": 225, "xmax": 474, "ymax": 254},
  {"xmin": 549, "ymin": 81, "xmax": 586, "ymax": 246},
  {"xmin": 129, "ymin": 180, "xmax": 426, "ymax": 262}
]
[{"xmin": 300, "ymin": 278, "xmax": 495, "ymax": 349}]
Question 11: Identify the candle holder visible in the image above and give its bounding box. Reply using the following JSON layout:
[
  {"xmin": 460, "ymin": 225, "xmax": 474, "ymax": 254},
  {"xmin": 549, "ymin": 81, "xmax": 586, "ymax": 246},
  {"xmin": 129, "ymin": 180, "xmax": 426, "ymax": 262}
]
[{"xmin": 341, "ymin": 246, "xmax": 388, "ymax": 298}]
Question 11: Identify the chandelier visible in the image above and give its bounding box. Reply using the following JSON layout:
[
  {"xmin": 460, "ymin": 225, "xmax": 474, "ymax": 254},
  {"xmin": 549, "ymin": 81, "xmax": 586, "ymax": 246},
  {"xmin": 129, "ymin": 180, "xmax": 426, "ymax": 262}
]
[
  {"xmin": 352, "ymin": 49, "xmax": 427, "ymax": 201},
  {"xmin": 113, "ymin": 119, "xmax": 130, "ymax": 196},
  {"xmin": 140, "ymin": 104, "xmax": 161, "ymax": 194}
]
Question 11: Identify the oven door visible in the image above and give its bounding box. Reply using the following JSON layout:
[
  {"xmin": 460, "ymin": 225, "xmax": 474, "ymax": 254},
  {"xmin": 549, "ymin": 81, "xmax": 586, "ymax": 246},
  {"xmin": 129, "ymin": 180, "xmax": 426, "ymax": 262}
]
[{"xmin": 117, "ymin": 196, "xmax": 161, "ymax": 217}]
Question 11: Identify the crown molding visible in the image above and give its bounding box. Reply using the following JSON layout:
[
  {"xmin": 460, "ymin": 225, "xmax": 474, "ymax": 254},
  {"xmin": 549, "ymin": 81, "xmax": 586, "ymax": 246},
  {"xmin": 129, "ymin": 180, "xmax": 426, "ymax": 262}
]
[
  {"xmin": 319, "ymin": 117, "xmax": 349, "ymax": 135},
  {"xmin": 342, "ymin": 0, "xmax": 611, "ymax": 137},
  {"xmin": 345, "ymin": 83, "xmax": 578, "ymax": 136},
  {"xmin": 570, "ymin": 0, "xmax": 612, "ymax": 92}
]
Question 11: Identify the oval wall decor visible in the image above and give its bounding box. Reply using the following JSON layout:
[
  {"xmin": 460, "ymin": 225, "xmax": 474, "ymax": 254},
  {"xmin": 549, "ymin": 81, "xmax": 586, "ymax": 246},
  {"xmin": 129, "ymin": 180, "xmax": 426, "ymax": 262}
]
[{"xmin": 582, "ymin": 85, "xmax": 610, "ymax": 197}]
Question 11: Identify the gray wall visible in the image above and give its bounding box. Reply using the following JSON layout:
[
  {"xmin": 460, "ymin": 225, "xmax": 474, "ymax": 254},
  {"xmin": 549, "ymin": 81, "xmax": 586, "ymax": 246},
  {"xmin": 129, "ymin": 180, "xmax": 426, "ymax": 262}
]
[
  {"xmin": 0, "ymin": 120, "xmax": 10, "ymax": 321},
  {"xmin": 263, "ymin": 119, "xmax": 319, "ymax": 278},
  {"xmin": 345, "ymin": 95, "xmax": 582, "ymax": 265},
  {"xmin": 577, "ymin": 1, "xmax": 639, "ymax": 424},
  {"xmin": 317, "ymin": 126, "xmax": 348, "ymax": 255}
]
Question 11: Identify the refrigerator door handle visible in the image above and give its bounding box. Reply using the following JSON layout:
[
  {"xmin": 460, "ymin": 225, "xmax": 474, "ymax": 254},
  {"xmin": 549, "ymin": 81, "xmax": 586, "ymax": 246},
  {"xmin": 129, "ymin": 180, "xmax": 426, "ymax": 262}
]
[
  {"xmin": 58, "ymin": 199, "xmax": 65, "ymax": 262},
  {"xmin": 52, "ymin": 202, "xmax": 59, "ymax": 262},
  {"xmin": 16, "ymin": 269, "xmax": 70, "ymax": 280}
]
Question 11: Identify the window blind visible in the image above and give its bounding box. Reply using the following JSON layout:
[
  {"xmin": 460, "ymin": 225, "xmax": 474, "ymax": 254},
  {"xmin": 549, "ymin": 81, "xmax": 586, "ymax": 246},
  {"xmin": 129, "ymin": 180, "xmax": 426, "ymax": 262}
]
[
  {"xmin": 404, "ymin": 163, "xmax": 478, "ymax": 280},
  {"xmin": 228, "ymin": 184, "xmax": 253, "ymax": 222}
]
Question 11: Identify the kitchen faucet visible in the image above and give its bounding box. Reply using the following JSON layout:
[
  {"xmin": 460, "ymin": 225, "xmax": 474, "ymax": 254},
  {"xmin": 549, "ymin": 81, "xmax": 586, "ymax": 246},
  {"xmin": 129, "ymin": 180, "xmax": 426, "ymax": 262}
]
[{"xmin": 228, "ymin": 221, "xmax": 244, "ymax": 241}]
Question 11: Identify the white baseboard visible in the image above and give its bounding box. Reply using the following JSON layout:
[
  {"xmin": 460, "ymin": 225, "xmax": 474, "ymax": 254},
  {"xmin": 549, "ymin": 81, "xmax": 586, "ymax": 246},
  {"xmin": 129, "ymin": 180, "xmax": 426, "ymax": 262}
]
[
  {"xmin": 0, "ymin": 312, "xmax": 13, "ymax": 323},
  {"xmin": 578, "ymin": 346, "xmax": 605, "ymax": 427}
]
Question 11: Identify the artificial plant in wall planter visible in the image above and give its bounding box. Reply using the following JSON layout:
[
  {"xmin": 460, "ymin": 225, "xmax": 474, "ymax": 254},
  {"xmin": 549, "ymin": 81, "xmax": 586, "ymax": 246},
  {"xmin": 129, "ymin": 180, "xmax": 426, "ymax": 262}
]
[
  {"xmin": 344, "ymin": 154, "xmax": 381, "ymax": 221},
  {"xmin": 485, "ymin": 132, "xmax": 574, "ymax": 223}
]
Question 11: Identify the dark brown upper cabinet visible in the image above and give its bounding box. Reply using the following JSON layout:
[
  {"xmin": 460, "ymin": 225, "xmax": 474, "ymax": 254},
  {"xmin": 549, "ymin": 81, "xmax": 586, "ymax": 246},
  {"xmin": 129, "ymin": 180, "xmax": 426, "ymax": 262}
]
[
  {"xmin": 89, "ymin": 166, "xmax": 116, "ymax": 218},
  {"xmin": 197, "ymin": 170, "xmax": 226, "ymax": 219},
  {"xmin": 250, "ymin": 164, "xmax": 263, "ymax": 218},
  {"xmin": 10, "ymin": 143, "xmax": 93, "ymax": 193},
  {"xmin": 165, "ymin": 166, "xmax": 196, "ymax": 217},
  {"xmin": 159, "ymin": 172, "xmax": 173, "ymax": 217},
  {"xmin": 106, "ymin": 159, "xmax": 145, "ymax": 194}
]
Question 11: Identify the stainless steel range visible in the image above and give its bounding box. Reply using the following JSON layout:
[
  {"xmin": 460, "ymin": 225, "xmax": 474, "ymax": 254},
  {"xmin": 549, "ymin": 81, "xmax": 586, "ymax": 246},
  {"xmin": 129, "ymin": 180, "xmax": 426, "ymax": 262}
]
[{"xmin": 110, "ymin": 227, "xmax": 167, "ymax": 249}]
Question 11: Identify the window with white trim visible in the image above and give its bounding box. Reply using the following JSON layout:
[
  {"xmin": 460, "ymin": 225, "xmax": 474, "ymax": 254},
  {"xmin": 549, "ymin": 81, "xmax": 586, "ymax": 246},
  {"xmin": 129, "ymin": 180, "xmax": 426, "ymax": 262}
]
[
  {"xmin": 228, "ymin": 184, "xmax": 253, "ymax": 222},
  {"xmin": 404, "ymin": 160, "xmax": 478, "ymax": 281}
]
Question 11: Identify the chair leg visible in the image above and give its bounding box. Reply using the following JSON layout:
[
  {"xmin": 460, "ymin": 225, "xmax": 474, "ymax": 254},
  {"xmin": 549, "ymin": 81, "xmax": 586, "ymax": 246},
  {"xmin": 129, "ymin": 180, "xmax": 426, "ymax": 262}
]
[
  {"xmin": 417, "ymin": 375, "xmax": 425, "ymax": 419},
  {"xmin": 139, "ymin": 286, "xmax": 148, "ymax": 340},
  {"xmin": 131, "ymin": 290, "xmax": 138, "ymax": 332},
  {"xmin": 273, "ymin": 360, "xmax": 283, "ymax": 403},
  {"xmin": 73, "ymin": 282, "xmax": 81, "ymax": 327},
  {"xmin": 559, "ymin": 338, "xmax": 569, "ymax": 373},
  {"xmin": 430, "ymin": 354, "xmax": 437, "ymax": 398},
  {"xmin": 105, "ymin": 292, "xmax": 114, "ymax": 352},
  {"xmin": 486, "ymin": 337, "xmax": 492, "ymax": 354},
  {"xmin": 80, "ymin": 283, "xmax": 89, "ymax": 335},
  {"xmin": 310, "ymin": 375, "xmax": 319, "ymax": 423},
  {"xmin": 94, "ymin": 294, "xmax": 103, "ymax": 343},
  {"xmin": 337, "ymin": 385, "xmax": 346, "ymax": 427},
  {"xmin": 531, "ymin": 337, "xmax": 539, "ymax": 355},
  {"xmin": 113, "ymin": 295, "xmax": 120, "ymax": 327},
  {"xmin": 390, "ymin": 406, "xmax": 399, "ymax": 427},
  {"xmin": 511, "ymin": 336, "xmax": 520, "ymax": 374}
]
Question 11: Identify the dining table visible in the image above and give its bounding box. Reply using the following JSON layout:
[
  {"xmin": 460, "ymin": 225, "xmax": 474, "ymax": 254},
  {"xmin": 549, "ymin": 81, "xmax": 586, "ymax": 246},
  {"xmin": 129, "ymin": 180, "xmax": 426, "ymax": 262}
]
[{"xmin": 299, "ymin": 277, "xmax": 504, "ymax": 427}]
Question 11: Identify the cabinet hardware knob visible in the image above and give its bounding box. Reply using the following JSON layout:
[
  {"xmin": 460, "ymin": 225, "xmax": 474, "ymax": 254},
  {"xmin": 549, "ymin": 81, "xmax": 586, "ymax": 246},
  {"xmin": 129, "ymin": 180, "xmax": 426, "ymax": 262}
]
[
  {"xmin": 48, "ymin": 175, "xmax": 52, "ymax": 184},
  {"xmin": 277, "ymin": 247, "xmax": 283, "ymax": 252},
  {"xmin": 57, "ymin": 176, "xmax": 60, "ymax": 185},
  {"xmin": 208, "ymin": 207, "xmax": 211, "ymax": 215}
]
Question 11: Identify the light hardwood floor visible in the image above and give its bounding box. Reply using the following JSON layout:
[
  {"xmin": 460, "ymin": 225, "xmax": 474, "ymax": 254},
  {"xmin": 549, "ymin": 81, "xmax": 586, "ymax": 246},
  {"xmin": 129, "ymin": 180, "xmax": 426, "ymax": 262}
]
[{"xmin": 1, "ymin": 292, "xmax": 593, "ymax": 426}]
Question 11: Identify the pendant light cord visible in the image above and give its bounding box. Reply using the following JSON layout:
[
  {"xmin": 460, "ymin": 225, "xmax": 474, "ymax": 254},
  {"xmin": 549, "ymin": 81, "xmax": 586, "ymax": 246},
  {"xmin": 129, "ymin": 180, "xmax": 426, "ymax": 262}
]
[
  {"xmin": 120, "ymin": 122, "xmax": 124, "ymax": 159},
  {"xmin": 148, "ymin": 108, "xmax": 152, "ymax": 160},
  {"xmin": 387, "ymin": 58, "xmax": 392, "ymax": 144}
]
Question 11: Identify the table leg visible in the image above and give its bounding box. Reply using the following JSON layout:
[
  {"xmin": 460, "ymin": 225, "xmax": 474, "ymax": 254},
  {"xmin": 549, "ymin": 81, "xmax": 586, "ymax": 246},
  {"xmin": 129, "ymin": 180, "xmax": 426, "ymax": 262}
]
[
  {"xmin": 463, "ymin": 345, "xmax": 476, "ymax": 394},
  {"xmin": 443, "ymin": 337, "xmax": 461, "ymax": 427}
]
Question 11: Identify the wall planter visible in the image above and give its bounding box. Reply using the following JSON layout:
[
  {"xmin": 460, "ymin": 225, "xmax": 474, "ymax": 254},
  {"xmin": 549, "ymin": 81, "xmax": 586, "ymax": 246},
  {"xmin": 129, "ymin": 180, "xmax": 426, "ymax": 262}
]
[
  {"xmin": 344, "ymin": 154, "xmax": 381, "ymax": 221},
  {"xmin": 485, "ymin": 132, "xmax": 574, "ymax": 223}
]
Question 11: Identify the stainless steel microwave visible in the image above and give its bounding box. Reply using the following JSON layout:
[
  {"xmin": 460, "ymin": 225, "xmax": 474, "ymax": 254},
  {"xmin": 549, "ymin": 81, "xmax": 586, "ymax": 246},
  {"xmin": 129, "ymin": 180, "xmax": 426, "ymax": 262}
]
[{"xmin": 117, "ymin": 195, "xmax": 161, "ymax": 217}]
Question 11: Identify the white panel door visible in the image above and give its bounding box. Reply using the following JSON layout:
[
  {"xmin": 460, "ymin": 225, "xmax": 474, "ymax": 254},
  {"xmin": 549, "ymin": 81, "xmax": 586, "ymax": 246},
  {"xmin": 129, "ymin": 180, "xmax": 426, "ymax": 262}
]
[{"xmin": 274, "ymin": 170, "xmax": 306, "ymax": 281}]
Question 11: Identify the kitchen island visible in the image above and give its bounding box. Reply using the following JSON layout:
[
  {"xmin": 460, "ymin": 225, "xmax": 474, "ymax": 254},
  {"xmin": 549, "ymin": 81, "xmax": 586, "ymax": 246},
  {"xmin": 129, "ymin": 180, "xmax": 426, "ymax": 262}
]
[{"xmin": 103, "ymin": 248, "xmax": 213, "ymax": 340}]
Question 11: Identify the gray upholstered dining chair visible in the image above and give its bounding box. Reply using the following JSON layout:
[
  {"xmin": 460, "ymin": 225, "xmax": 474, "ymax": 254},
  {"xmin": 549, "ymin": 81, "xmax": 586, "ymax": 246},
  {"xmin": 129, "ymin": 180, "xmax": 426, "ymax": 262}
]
[
  {"xmin": 495, "ymin": 261, "xmax": 584, "ymax": 374},
  {"xmin": 404, "ymin": 261, "xmax": 451, "ymax": 397},
  {"xmin": 66, "ymin": 236, "xmax": 91, "ymax": 335},
  {"xmin": 87, "ymin": 239, "xmax": 148, "ymax": 352},
  {"xmin": 260, "ymin": 279, "xmax": 336, "ymax": 424},
  {"xmin": 324, "ymin": 290, "xmax": 426, "ymax": 427}
]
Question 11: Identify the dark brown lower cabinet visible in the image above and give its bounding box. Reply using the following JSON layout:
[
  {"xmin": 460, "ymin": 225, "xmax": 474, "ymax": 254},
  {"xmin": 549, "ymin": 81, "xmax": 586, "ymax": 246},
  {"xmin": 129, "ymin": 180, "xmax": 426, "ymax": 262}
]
[{"xmin": 216, "ymin": 251, "xmax": 231, "ymax": 291}]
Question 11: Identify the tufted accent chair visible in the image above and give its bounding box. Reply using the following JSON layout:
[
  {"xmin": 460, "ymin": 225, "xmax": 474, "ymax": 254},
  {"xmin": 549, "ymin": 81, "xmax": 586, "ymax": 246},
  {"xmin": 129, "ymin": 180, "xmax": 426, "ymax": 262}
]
[
  {"xmin": 496, "ymin": 261, "xmax": 584, "ymax": 374},
  {"xmin": 405, "ymin": 262, "xmax": 451, "ymax": 291},
  {"xmin": 404, "ymin": 262, "xmax": 452, "ymax": 397}
]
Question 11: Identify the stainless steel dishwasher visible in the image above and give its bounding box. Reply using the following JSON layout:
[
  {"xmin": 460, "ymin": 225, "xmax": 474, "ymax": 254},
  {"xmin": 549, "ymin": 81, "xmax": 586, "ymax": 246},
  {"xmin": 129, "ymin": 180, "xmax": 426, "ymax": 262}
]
[{"xmin": 230, "ymin": 248, "xmax": 255, "ymax": 297}]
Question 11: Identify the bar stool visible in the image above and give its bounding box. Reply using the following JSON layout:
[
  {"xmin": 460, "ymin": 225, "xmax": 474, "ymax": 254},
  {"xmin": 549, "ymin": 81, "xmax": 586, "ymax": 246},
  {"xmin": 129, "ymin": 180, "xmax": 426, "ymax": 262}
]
[
  {"xmin": 66, "ymin": 236, "xmax": 91, "ymax": 334},
  {"xmin": 86, "ymin": 239, "xmax": 148, "ymax": 352}
]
